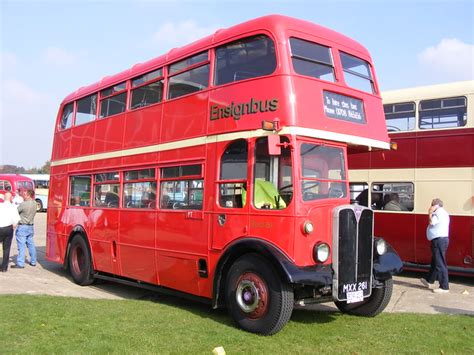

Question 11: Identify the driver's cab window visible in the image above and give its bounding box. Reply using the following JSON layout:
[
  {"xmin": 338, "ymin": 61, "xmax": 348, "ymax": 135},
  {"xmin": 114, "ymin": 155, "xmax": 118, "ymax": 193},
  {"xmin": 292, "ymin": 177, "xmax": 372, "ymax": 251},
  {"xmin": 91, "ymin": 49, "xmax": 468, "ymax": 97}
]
[
  {"xmin": 254, "ymin": 136, "xmax": 292, "ymax": 209},
  {"xmin": 300, "ymin": 143, "xmax": 347, "ymax": 201},
  {"xmin": 219, "ymin": 139, "xmax": 248, "ymax": 208}
]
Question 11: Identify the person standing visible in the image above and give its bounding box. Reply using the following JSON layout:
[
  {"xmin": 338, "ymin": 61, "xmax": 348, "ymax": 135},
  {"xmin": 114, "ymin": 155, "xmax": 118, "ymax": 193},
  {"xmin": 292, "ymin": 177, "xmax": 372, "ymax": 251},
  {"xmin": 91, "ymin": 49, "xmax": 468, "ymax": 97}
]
[
  {"xmin": 13, "ymin": 189, "xmax": 37, "ymax": 268},
  {"xmin": 0, "ymin": 192, "xmax": 21, "ymax": 272},
  {"xmin": 420, "ymin": 198, "xmax": 450, "ymax": 293}
]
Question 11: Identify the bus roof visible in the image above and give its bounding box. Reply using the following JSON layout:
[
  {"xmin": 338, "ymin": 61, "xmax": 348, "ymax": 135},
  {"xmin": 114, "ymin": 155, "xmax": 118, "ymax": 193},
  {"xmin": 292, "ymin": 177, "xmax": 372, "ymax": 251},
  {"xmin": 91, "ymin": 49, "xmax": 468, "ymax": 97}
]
[
  {"xmin": 62, "ymin": 14, "xmax": 371, "ymax": 104},
  {"xmin": 0, "ymin": 173, "xmax": 34, "ymax": 183},
  {"xmin": 382, "ymin": 80, "xmax": 474, "ymax": 103}
]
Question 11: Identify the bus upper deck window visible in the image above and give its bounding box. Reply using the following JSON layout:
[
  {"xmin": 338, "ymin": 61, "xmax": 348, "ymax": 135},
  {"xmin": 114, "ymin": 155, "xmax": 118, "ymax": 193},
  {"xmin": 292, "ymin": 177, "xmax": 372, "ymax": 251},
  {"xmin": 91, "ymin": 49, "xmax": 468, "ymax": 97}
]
[
  {"xmin": 99, "ymin": 82, "xmax": 127, "ymax": 118},
  {"xmin": 76, "ymin": 94, "xmax": 97, "ymax": 126},
  {"xmin": 384, "ymin": 102, "xmax": 416, "ymax": 132},
  {"xmin": 131, "ymin": 68, "xmax": 164, "ymax": 110},
  {"xmin": 214, "ymin": 35, "xmax": 276, "ymax": 86},
  {"xmin": 60, "ymin": 103, "xmax": 74, "ymax": 130},
  {"xmin": 290, "ymin": 37, "xmax": 335, "ymax": 82},
  {"xmin": 168, "ymin": 52, "xmax": 210, "ymax": 100},
  {"xmin": 419, "ymin": 96, "xmax": 467, "ymax": 129},
  {"xmin": 340, "ymin": 52, "xmax": 375, "ymax": 94}
]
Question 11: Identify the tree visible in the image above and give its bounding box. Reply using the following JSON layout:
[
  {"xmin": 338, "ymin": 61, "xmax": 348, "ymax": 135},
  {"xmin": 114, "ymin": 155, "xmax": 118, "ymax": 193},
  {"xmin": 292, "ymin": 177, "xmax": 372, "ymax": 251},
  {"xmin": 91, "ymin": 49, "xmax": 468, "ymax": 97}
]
[
  {"xmin": 0, "ymin": 165, "xmax": 26, "ymax": 174},
  {"xmin": 0, "ymin": 161, "xmax": 50, "ymax": 174}
]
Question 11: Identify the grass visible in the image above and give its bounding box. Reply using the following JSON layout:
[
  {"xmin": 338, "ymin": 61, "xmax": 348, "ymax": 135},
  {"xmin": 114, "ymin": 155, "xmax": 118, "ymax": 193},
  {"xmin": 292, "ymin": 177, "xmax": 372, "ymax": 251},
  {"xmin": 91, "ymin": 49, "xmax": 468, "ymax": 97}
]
[{"xmin": 0, "ymin": 294, "xmax": 472, "ymax": 354}]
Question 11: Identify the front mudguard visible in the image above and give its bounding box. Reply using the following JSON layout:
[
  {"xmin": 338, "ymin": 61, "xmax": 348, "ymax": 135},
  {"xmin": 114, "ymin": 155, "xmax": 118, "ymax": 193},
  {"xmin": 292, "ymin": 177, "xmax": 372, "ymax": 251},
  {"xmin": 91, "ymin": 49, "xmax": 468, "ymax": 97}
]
[{"xmin": 373, "ymin": 238, "xmax": 403, "ymax": 281}]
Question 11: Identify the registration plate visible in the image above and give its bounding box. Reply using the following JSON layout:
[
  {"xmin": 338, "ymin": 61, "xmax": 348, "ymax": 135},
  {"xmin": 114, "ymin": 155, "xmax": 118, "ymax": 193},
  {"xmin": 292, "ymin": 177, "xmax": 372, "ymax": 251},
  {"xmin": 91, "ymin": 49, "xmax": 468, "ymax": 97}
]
[{"xmin": 346, "ymin": 290, "xmax": 364, "ymax": 304}]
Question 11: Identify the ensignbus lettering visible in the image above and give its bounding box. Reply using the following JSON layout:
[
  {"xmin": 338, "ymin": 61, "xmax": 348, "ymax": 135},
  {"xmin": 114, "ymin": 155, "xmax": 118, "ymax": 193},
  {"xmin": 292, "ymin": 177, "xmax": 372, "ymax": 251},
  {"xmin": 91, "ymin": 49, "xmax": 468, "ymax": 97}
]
[{"xmin": 210, "ymin": 98, "xmax": 279, "ymax": 121}]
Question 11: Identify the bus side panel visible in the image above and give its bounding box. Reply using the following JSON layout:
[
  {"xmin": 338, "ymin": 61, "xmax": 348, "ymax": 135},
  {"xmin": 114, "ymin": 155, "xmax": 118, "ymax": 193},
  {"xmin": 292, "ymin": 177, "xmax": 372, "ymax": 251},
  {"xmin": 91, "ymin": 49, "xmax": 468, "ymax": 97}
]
[
  {"xmin": 94, "ymin": 115, "xmax": 125, "ymax": 153},
  {"xmin": 71, "ymin": 122, "xmax": 95, "ymax": 158},
  {"xmin": 119, "ymin": 210, "xmax": 158, "ymax": 284},
  {"xmin": 162, "ymin": 92, "xmax": 208, "ymax": 142},
  {"xmin": 156, "ymin": 211, "xmax": 210, "ymax": 297},
  {"xmin": 293, "ymin": 207, "xmax": 331, "ymax": 266},
  {"xmin": 46, "ymin": 173, "xmax": 69, "ymax": 263},
  {"xmin": 374, "ymin": 212, "xmax": 416, "ymax": 262},
  {"xmin": 159, "ymin": 145, "xmax": 206, "ymax": 163},
  {"xmin": 249, "ymin": 214, "xmax": 295, "ymax": 261},
  {"xmin": 92, "ymin": 157, "xmax": 123, "ymax": 171},
  {"xmin": 123, "ymin": 105, "xmax": 162, "ymax": 149},
  {"xmin": 415, "ymin": 214, "xmax": 474, "ymax": 269},
  {"xmin": 348, "ymin": 150, "xmax": 370, "ymax": 170},
  {"xmin": 208, "ymin": 77, "xmax": 292, "ymax": 135},
  {"xmin": 52, "ymin": 130, "xmax": 72, "ymax": 161},
  {"xmin": 416, "ymin": 128, "xmax": 474, "ymax": 168},
  {"xmin": 89, "ymin": 209, "xmax": 120, "ymax": 275},
  {"xmin": 370, "ymin": 133, "xmax": 416, "ymax": 169},
  {"xmin": 122, "ymin": 152, "xmax": 159, "ymax": 168}
]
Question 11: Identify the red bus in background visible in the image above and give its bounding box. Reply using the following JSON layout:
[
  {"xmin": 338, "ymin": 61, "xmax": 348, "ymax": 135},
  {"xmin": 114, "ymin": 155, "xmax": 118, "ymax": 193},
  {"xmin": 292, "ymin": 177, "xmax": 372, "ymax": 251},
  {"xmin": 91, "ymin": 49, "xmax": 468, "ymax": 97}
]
[
  {"xmin": 0, "ymin": 174, "xmax": 35, "ymax": 204},
  {"xmin": 47, "ymin": 15, "xmax": 402, "ymax": 334},
  {"xmin": 349, "ymin": 81, "xmax": 474, "ymax": 276}
]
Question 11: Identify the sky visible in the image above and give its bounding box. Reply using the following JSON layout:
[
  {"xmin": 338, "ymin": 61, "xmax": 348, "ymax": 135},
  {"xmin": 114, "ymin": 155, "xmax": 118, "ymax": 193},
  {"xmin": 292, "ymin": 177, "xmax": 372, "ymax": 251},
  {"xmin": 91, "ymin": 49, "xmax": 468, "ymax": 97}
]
[{"xmin": 1, "ymin": 0, "xmax": 473, "ymax": 168}]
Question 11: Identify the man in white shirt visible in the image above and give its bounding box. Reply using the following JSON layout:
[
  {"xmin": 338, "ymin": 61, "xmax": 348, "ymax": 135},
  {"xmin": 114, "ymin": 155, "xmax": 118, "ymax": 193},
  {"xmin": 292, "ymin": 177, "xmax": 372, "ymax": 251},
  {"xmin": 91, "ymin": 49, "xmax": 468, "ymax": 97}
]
[
  {"xmin": 0, "ymin": 192, "xmax": 21, "ymax": 272},
  {"xmin": 420, "ymin": 198, "xmax": 450, "ymax": 293}
]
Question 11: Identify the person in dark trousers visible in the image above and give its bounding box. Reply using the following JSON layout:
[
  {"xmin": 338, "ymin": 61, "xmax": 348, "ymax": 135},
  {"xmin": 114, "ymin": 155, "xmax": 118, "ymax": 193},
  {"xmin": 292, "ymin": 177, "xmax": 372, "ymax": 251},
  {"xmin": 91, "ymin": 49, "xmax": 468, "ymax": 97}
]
[
  {"xmin": 0, "ymin": 192, "xmax": 21, "ymax": 272},
  {"xmin": 12, "ymin": 189, "xmax": 37, "ymax": 268},
  {"xmin": 420, "ymin": 198, "xmax": 450, "ymax": 293}
]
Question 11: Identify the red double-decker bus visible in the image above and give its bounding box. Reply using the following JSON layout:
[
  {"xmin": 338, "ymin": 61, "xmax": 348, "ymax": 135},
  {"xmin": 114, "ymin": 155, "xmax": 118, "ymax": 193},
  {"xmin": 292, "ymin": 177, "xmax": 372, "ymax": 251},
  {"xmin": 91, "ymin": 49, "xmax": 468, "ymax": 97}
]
[
  {"xmin": 47, "ymin": 15, "xmax": 402, "ymax": 334},
  {"xmin": 350, "ymin": 80, "xmax": 474, "ymax": 276}
]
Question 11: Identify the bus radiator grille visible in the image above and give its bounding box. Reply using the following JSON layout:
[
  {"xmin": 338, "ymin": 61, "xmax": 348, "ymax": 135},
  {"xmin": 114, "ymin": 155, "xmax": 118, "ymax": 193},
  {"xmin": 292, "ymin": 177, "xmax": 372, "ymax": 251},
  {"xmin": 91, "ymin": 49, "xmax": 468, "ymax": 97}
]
[{"xmin": 332, "ymin": 206, "xmax": 374, "ymax": 301}]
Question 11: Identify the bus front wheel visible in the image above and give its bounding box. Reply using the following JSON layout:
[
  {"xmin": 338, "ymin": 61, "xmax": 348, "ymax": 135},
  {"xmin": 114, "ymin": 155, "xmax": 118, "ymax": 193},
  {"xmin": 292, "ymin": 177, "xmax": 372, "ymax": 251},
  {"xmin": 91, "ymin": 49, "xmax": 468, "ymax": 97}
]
[
  {"xmin": 68, "ymin": 234, "xmax": 94, "ymax": 286},
  {"xmin": 335, "ymin": 278, "xmax": 393, "ymax": 316},
  {"xmin": 225, "ymin": 253, "xmax": 294, "ymax": 335}
]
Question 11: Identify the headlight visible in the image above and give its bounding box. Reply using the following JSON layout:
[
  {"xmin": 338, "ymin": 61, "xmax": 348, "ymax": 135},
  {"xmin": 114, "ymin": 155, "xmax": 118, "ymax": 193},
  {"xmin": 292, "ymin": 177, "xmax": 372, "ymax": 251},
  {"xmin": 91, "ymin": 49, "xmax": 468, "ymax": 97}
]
[
  {"xmin": 302, "ymin": 221, "xmax": 314, "ymax": 234},
  {"xmin": 375, "ymin": 238, "xmax": 387, "ymax": 256},
  {"xmin": 314, "ymin": 242, "xmax": 330, "ymax": 263}
]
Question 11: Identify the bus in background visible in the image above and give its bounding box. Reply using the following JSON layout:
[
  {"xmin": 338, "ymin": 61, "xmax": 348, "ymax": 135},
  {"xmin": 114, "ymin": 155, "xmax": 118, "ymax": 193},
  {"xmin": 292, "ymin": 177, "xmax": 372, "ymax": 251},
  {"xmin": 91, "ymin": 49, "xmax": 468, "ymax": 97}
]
[
  {"xmin": 349, "ymin": 80, "xmax": 474, "ymax": 276},
  {"xmin": 24, "ymin": 174, "xmax": 50, "ymax": 212},
  {"xmin": 47, "ymin": 15, "xmax": 402, "ymax": 334},
  {"xmin": 0, "ymin": 174, "xmax": 35, "ymax": 205}
]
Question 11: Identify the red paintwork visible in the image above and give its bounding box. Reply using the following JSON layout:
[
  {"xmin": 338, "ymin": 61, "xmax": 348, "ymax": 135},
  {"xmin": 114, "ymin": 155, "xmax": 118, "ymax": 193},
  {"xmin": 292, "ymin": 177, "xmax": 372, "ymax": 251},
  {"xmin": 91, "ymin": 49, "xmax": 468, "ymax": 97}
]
[
  {"xmin": 373, "ymin": 212, "xmax": 473, "ymax": 273},
  {"xmin": 349, "ymin": 128, "xmax": 474, "ymax": 170},
  {"xmin": 350, "ymin": 127, "xmax": 474, "ymax": 275},
  {"xmin": 47, "ymin": 15, "xmax": 389, "ymax": 298}
]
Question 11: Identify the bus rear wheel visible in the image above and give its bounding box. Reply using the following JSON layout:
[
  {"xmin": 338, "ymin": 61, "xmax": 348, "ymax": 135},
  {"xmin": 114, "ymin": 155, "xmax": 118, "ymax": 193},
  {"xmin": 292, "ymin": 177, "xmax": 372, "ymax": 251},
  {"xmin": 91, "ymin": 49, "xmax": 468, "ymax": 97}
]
[
  {"xmin": 225, "ymin": 253, "xmax": 294, "ymax": 335},
  {"xmin": 68, "ymin": 234, "xmax": 94, "ymax": 286},
  {"xmin": 335, "ymin": 278, "xmax": 393, "ymax": 317}
]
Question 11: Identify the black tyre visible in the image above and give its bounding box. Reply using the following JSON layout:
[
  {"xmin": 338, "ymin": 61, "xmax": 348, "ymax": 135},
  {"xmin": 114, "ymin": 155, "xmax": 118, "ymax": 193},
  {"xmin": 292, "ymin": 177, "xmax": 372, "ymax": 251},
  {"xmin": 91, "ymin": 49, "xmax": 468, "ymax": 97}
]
[
  {"xmin": 225, "ymin": 253, "xmax": 294, "ymax": 335},
  {"xmin": 68, "ymin": 234, "xmax": 94, "ymax": 286},
  {"xmin": 335, "ymin": 278, "xmax": 393, "ymax": 316},
  {"xmin": 35, "ymin": 199, "xmax": 43, "ymax": 212}
]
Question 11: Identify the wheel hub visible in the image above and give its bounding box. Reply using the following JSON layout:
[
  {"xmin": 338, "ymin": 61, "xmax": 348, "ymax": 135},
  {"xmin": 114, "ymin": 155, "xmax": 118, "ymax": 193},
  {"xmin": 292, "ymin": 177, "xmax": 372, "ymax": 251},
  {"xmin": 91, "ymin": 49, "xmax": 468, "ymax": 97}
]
[{"xmin": 235, "ymin": 272, "xmax": 268, "ymax": 319}]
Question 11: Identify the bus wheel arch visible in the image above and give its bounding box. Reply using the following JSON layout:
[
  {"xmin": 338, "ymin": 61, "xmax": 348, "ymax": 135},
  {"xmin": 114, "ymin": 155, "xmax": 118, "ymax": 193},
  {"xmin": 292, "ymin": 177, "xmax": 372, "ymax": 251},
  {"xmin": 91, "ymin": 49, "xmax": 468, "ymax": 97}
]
[
  {"xmin": 212, "ymin": 238, "xmax": 293, "ymax": 309},
  {"xmin": 225, "ymin": 252, "xmax": 294, "ymax": 335},
  {"xmin": 66, "ymin": 228, "xmax": 95, "ymax": 286}
]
